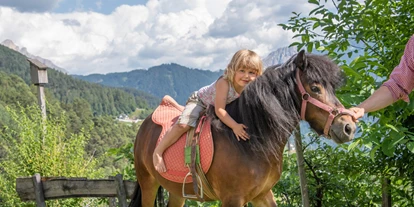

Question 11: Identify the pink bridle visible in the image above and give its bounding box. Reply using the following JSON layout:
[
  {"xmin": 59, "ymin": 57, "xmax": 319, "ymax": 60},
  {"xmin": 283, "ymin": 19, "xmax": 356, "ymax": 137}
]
[{"xmin": 296, "ymin": 69, "xmax": 355, "ymax": 136}]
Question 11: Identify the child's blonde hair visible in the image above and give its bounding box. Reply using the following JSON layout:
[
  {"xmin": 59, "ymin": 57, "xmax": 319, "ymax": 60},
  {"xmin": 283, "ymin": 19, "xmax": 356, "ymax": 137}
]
[{"xmin": 224, "ymin": 49, "xmax": 263, "ymax": 84}]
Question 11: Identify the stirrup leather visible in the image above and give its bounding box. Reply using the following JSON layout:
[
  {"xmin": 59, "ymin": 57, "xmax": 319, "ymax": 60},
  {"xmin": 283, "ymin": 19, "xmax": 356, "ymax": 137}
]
[{"xmin": 182, "ymin": 128, "xmax": 204, "ymax": 200}]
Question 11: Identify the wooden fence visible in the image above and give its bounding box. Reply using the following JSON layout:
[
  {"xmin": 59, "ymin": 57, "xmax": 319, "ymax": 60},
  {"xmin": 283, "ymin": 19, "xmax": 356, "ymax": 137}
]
[{"xmin": 16, "ymin": 173, "xmax": 136, "ymax": 207}]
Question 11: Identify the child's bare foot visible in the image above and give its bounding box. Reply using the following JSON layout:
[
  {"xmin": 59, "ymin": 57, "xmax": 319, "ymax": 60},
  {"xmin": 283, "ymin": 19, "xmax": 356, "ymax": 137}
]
[{"xmin": 153, "ymin": 151, "xmax": 166, "ymax": 173}]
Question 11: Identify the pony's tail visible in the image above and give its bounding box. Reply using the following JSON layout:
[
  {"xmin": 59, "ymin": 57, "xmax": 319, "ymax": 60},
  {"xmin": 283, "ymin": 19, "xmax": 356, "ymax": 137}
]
[
  {"xmin": 128, "ymin": 184, "xmax": 165, "ymax": 207},
  {"xmin": 128, "ymin": 182, "xmax": 142, "ymax": 207}
]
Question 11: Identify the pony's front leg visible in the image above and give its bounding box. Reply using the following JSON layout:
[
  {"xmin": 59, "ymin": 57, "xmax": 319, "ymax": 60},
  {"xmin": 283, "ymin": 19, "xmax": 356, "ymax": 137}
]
[
  {"xmin": 220, "ymin": 197, "xmax": 246, "ymax": 207},
  {"xmin": 250, "ymin": 190, "xmax": 277, "ymax": 207},
  {"xmin": 167, "ymin": 194, "xmax": 186, "ymax": 207}
]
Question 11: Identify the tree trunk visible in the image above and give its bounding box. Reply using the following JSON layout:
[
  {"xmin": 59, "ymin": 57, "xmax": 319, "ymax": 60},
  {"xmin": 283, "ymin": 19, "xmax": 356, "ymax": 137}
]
[{"xmin": 382, "ymin": 176, "xmax": 391, "ymax": 207}]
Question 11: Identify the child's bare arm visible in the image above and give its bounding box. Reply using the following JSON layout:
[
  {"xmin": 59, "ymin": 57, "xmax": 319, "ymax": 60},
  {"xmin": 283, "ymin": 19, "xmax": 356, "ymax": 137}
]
[{"xmin": 214, "ymin": 79, "xmax": 249, "ymax": 141}]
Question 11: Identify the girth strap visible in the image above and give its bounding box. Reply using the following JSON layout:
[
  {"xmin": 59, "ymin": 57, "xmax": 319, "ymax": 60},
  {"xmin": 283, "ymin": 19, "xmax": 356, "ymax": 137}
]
[
  {"xmin": 194, "ymin": 116, "xmax": 219, "ymax": 200},
  {"xmin": 183, "ymin": 116, "xmax": 218, "ymax": 201}
]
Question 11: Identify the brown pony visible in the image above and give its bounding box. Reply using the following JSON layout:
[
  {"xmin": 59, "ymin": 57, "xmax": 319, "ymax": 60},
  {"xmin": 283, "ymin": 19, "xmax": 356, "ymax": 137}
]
[{"xmin": 129, "ymin": 51, "xmax": 356, "ymax": 207}]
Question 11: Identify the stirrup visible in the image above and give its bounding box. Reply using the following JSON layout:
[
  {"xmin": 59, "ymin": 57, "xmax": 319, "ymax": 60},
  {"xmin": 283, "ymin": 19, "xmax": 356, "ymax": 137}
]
[{"xmin": 182, "ymin": 171, "xmax": 203, "ymax": 199}]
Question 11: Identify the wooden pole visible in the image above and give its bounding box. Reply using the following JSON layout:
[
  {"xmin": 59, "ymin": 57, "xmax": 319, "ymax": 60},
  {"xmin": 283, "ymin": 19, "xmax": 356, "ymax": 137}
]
[
  {"xmin": 38, "ymin": 84, "xmax": 47, "ymax": 144},
  {"xmin": 115, "ymin": 174, "xmax": 127, "ymax": 207},
  {"xmin": 32, "ymin": 173, "xmax": 46, "ymax": 207},
  {"xmin": 294, "ymin": 125, "xmax": 310, "ymax": 207},
  {"xmin": 28, "ymin": 58, "xmax": 48, "ymax": 143},
  {"xmin": 37, "ymin": 85, "xmax": 46, "ymax": 121}
]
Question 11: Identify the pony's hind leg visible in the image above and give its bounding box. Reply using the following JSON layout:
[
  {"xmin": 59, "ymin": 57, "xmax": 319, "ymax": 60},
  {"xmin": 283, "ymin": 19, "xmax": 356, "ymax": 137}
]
[
  {"xmin": 167, "ymin": 193, "xmax": 185, "ymax": 207},
  {"xmin": 138, "ymin": 176, "xmax": 161, "ymax": 207}
]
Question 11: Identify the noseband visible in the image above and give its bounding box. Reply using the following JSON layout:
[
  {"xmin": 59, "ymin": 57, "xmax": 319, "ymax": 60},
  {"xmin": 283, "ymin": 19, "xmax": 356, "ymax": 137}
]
[{"xmin": 296, "ymin": 69, "xmax": 355, "ymax": 136}]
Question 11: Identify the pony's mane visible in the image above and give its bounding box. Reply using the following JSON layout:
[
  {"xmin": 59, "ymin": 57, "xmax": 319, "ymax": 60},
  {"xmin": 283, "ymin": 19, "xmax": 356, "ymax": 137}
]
[{"xmin": 208, "ymin": 52, "xmax": 344, "ymax": 162}]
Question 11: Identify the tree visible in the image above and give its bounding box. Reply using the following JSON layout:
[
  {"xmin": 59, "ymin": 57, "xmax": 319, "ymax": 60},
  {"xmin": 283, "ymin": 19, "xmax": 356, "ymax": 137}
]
[
  {"xmin": 279, "ymin": 0, "xmax": 414, "ymax": 205},
  {"xmin": 0, "ymin": 105, "xmax": 104, "ymax": 206}
]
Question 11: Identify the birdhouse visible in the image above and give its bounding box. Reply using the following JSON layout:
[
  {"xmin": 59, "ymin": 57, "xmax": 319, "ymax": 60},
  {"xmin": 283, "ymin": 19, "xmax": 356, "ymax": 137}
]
[{"xmin": 28, "ymin": 58, "xmax": 48, "ymax": 85}]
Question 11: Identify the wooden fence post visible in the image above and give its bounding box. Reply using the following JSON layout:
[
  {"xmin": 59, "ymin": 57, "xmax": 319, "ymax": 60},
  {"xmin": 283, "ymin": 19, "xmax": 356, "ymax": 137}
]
[
  {"xmin": 115, "ymin": 174, "xmax": 128, "ymax": 207},
  {"xmin": 294, "ymin": 126, "xmax": 310, "ymax": 207},
  {"xmin": 108, "ymin": 176, "xmax": 117, "ymax": 207},
  {"xmin": 32, "ymin": 173, "xmax": 46, "ymax": 207}
]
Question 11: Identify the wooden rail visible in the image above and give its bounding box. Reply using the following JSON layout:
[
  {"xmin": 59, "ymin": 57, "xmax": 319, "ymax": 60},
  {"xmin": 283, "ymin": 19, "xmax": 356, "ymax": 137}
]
[{"xmin": 16, "ymin": 174, "xmax": 136, "ymax": 207}]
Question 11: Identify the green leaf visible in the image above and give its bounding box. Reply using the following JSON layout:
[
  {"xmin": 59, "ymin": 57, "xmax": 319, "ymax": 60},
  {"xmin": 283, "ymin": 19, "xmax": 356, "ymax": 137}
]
[
  {"xmin": 307, "ymin": 42, "xmax": 313, "ymax": 52},
  {"xmin": 385, "ymin": 124, "xmax": 399, "ymax": 132},
  {"xmin": 309, "ymin": 5, "xmax": 324, "ymax": 16},
  {"xmin": 348, "ymin": 139, "xmax": 360, "ymax": 151},
  {"xmin": 313, "ymin": 21, "xmax": 320, "ymax": 29},
  {"xmin": 342, "ymin": 65, "xmax": 362, "ymax": 79},
  {"xmin": 381, "ymin": 138, "xmax": 395, "ymax": 157},
  {"xmin": 370, "ymin": 145, "xmax": 379, "ymax": 161},
  {"xmin": 391, "ymin": 135, "xmax": 405, "ymax": 146},
  {"xmin": 407, "ymin": 142, "xmax": 414, "ymax": 153},
  {"xmin": 316, "ymin": 46, "xmax": 325, "ymax": 51},
  {"xmin": 382, "ymin": 145, "xmax": 395, "ymax": 157},
  {"xmin": 308, "ymin": 0, "xmax": 319, "ymax": 5}
]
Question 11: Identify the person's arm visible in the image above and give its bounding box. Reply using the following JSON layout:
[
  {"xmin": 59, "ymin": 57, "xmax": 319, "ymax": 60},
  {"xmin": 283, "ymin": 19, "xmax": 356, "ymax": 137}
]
[
  {"xmin": 351, "ymin": 35, "xmax": 414, "ymax": 120},
  {"xmin": 350, "ymin": 86, "xmax": 395, "ymax": 120},
  {"xmin": 358, "ymin": 86, "xmax": 395, "ymax": 112},
  {"xmin": 214, "ymin": 78, "xmax": 249, "ymax": 141}
]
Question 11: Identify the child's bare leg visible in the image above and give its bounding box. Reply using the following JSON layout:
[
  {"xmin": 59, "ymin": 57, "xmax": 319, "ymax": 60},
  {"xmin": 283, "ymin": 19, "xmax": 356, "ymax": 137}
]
[{"xmin": 153, "ymin": 124, "xmax": 190, "ymax": 173}]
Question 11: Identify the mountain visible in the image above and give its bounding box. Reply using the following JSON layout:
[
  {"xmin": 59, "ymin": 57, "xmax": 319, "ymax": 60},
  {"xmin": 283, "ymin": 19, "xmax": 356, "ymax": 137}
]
[
  {"xmin": 75, "ymin": 64, "xmax": 223, "ymax": 105},
  {"xmin": 0, "ymin": 44, "xmax": 159, "ymax": 116},
  {"xmin": 1, "ymin": 39, "xmax": 68, "ymax": 74},
  {"xmin": 0, "ymin": 38, "xmax": 298, "ymax": 108},
  {"xmin": 262, "ymin": 46, "xmax": 298, "ymax": 68},
  {"xmin": 75, "ymin": 46, "xmax": 298, "ymax": 104}
]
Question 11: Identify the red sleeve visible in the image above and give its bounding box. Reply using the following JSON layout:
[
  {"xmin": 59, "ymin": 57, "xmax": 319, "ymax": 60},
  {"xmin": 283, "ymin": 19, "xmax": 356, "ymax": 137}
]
[{"xmin": 382, "ymin": 35, "xmax": 414, "ymax": 102}]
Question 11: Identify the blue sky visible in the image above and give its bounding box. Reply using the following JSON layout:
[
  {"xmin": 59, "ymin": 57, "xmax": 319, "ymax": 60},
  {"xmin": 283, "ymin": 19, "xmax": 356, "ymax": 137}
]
[
  {"xmin": 53, "ymin": 0, "xmax": 148, "ymax": 14},
  {"xmin": 0, "ymin": 0, "xmax": 317, "ymax": 75}
]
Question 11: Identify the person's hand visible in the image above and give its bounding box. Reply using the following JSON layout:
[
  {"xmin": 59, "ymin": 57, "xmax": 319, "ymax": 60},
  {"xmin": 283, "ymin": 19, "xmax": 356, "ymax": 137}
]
[
  {"xmin": 232, "ymin": 124, "xmax": 249, "ymax": 141},
  {"xmin": 349, "ymin": 107, "xmax": 365, "ymax": 122}
]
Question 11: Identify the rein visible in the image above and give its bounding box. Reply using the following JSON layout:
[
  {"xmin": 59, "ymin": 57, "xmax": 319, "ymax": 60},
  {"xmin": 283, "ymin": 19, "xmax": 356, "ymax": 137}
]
[{"xmin": 296, "ymin": 69, "xmax": 355, "ymax": 136}]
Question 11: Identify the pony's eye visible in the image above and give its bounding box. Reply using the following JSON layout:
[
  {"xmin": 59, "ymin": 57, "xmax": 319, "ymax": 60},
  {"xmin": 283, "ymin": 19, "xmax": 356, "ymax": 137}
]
[{"xmin": 311, "ymin": 86, "xmax": 320, "ymax": 93}]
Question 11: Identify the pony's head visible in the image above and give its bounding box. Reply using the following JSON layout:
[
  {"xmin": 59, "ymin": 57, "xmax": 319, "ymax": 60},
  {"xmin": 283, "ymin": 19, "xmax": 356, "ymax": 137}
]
[{"xmin": 293, "ymin": 50, "xmax": 356, "ymax": 143}]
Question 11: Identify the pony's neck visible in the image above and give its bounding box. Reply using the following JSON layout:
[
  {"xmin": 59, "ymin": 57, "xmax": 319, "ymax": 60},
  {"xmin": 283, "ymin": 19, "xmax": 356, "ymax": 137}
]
[{"xmin": 234, "ymin": 67, "xmax": 301, "ymax": 162}]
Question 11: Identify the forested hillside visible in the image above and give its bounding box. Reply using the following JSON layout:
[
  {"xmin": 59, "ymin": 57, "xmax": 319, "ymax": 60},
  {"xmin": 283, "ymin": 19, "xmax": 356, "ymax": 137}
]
[
  {"xmin": 0, "ymin": 71, "xmax": 142, "ymax": 205},
  {"xmin": 0, "ymin": 44, "xmax": 160, "ymax": 163},
  {"xmin": 0, "ymin": 45, "xmax": 159, "ymax": 116},
  {"xmin": 0, "ymin": 45, "xmax": 161, "ymax": 206},
  {"xmin": 0, "ymin": 46, "xmax": 154, "ymax": 206},
  {"xmin": 75, "ymin": 63, "xmax": 222, "ymax": 104}
]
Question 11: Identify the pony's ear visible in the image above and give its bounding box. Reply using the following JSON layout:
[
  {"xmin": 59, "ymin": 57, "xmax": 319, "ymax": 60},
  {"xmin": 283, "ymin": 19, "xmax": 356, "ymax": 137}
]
[{"xmin": 295, "ymin": 50, "xmax": 307, "ymax": 71}]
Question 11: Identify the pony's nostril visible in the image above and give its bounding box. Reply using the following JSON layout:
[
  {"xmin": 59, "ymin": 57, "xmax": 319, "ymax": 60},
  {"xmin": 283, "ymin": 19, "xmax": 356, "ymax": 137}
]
[{"xmin": 344, "ymin": 124, "xmax": 352, "ymax": 135}]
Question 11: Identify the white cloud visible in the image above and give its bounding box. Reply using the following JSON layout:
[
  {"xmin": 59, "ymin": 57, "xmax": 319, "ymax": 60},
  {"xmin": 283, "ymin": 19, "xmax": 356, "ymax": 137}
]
[{"xmin": 0, "ymin": 0, "xmax": 313, "ymax": 75}]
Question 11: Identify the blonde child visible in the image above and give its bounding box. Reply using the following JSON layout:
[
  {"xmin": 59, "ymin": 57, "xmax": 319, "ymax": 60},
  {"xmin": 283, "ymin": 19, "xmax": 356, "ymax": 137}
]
[{"xmin": 153, "ymin": 49, "xmax": 263, "ymax": 173}]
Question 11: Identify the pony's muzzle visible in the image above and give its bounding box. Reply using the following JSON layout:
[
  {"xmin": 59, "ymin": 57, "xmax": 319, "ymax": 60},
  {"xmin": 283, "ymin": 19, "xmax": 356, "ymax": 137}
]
[{"xmin": 329, "ymin": 115, "xmax": 356, "ymax": 143}]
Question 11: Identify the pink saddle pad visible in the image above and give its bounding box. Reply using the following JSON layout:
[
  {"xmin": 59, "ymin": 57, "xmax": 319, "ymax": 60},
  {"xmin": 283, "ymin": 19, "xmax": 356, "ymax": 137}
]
[{"xmin": 152, "ymin": 95, "xmax": 214, "ymax": 183}]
